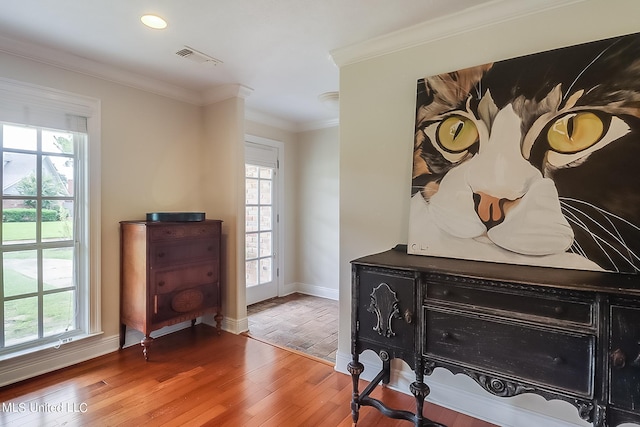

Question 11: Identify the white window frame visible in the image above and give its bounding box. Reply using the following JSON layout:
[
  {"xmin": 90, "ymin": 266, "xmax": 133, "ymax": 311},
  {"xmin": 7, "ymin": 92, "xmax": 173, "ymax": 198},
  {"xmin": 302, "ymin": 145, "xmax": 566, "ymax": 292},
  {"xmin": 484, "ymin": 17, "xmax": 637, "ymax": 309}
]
[{"xmin": 0, "ymin": 77, "xmax": 101, "ymax": 360}]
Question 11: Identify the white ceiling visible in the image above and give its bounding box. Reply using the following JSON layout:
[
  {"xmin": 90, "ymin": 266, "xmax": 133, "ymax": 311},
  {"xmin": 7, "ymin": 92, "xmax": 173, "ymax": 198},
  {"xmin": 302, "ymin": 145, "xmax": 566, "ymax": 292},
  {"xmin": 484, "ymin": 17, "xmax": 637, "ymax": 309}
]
[{"xmin": 0, "ymin": 0, "xmax": 573, "ymax": 130}]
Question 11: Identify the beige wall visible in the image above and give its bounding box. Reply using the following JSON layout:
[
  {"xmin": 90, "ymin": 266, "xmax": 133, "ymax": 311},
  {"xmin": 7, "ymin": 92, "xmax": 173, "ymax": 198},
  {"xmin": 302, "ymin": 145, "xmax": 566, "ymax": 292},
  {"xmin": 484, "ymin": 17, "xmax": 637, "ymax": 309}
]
[
  {"xmin": 338, "ymin": 0, "xmax": 640, "ymax": 425},
  {"xmin": 0, "ymin": 51, "xmax": 205, "ymax": 345},
  {"xmin": 202, "ymin": 97, "xmax": 246, "ymax": 328},
  {"xmin": 296, "ymin": 126, "xmax": 340, "ymax": 298}
]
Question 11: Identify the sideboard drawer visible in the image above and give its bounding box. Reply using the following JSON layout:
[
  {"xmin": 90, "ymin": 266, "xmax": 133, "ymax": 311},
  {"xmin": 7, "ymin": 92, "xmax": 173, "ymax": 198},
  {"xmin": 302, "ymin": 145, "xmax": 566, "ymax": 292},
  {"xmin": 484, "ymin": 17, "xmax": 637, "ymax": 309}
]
[
  {"xmin": 426, "ymin": 278, "xmax": 593, "ymax": 326},
  {"xmin": 424, "ymin": 308, "xmax": 594, "ymax": 396},
  {"xmin": 356, "ymin": 268, "xmax": 416, "ymax": 354},
  {"xmin": 609, "ymin": 305, "xmax": 640, "ymax": 411}
]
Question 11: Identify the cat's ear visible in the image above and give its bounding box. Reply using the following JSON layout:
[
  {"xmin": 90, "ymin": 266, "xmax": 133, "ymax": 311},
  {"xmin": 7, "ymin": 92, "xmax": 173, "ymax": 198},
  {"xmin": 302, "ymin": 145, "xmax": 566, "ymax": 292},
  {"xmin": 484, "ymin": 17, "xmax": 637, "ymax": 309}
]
[
  {"xmin": 418, "ymin": 64, "xmax": 492, "ymax": 125},
  {"xmin": 477, "ymin": 90, "xmax": 498, "ymax": 130}
]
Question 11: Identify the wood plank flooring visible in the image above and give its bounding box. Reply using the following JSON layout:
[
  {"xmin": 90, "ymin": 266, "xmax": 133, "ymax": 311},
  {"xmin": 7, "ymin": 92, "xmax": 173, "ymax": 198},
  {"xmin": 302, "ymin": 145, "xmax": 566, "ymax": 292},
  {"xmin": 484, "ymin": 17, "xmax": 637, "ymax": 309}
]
[{"xmin": 0, "ymin": 325, "xmax": 497, "ymax": 426}]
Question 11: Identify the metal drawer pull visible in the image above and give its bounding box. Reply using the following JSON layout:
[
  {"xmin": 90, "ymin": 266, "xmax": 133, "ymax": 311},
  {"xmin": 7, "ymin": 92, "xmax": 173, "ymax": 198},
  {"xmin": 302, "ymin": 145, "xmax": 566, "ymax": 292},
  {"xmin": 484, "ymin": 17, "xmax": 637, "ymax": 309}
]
[
  {"xmin": 611, "ymin": 348, "xmax": 626, "ymax": 368},
  {"xmin": 553, "ymin": 356, "xmax": 564, "ymax": 365},
  {"xmin": 441, "ymin": 331, "xmax": 451, "ymax": 340},
  {"xmin": 403, "ymin": 309, "xmax": 413, "ymax": 324}
]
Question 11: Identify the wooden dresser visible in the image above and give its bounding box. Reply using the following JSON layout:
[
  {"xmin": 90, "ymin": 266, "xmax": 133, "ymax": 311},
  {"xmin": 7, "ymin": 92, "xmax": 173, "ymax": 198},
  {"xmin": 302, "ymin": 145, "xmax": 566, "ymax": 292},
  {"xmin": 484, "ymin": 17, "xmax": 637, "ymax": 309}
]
[
  {"xmin": 120, "ymin": 219, "xmax": 223, "ymax": 360},
  {"xmin": 349, "ymin": 246, "xmax": 640, "ymax": 427}
]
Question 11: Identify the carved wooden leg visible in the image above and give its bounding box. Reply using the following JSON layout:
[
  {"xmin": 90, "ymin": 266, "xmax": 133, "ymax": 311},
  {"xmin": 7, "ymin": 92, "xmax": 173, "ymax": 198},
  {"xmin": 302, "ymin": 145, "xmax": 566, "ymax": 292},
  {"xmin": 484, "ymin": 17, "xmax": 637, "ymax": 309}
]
[
  {"xmin": 347, "ymin": 356, "xmax": 364, "ymax": 426},
  {"xmin": 410, "ymin": 381, "xmax": 430, "ymax": 427},
  {"xmin": 141, "ymin": 335, "xmax": 153, "ymax": 361},
  {"xmin": 214, "ymin": 312, "xmax": 223, "ymax": 334}
]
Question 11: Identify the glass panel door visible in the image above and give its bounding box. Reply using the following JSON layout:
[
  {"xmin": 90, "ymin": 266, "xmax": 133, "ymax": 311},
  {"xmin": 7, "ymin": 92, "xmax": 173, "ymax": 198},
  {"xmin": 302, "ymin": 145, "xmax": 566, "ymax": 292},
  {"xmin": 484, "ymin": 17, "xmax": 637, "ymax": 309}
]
[{"xmin": 245, "ymin": 142, "xmax": 279, "ymax": 305}]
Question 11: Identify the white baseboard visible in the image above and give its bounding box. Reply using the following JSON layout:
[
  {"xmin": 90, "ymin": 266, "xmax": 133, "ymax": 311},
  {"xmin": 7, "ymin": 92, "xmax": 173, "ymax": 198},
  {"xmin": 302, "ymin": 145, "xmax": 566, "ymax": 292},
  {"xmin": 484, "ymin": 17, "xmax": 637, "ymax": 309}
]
[
  {"xmin": 281, "ymin": 282, "xmax": 339, "ymax": 300},
  {"xmin": 334, "ymin": 350, "xmax": 590, "ymax": 427},
  {"xmin": 201, "ymin": 314, "xmax": 248, "ymax": 334},
  {"xmin": 1, "ymin": 333, "xmax": 118, "ymax": 388}
]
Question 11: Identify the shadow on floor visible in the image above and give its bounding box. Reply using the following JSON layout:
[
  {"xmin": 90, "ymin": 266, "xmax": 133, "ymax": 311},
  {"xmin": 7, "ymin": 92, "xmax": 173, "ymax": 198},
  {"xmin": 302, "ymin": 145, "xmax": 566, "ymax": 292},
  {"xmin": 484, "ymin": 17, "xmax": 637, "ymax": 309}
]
[{"xmin": 247, "ymin": 293, "xmax": 338, "ymax": 363}]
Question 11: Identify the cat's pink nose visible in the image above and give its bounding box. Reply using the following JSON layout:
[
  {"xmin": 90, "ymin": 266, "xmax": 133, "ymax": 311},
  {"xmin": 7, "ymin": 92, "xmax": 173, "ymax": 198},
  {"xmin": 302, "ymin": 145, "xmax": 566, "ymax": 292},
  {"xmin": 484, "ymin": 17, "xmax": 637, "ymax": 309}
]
[{"xmin": 473, "ymin": 191, "xmax": 506, "ymax": 229}]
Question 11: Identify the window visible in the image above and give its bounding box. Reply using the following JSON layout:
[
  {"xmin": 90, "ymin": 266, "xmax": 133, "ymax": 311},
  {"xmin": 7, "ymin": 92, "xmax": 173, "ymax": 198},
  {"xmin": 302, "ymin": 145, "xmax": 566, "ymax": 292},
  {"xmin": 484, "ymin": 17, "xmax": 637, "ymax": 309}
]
[{"xmin": 0, "ymin": 78, "xmax": 101, "ymax": 358}]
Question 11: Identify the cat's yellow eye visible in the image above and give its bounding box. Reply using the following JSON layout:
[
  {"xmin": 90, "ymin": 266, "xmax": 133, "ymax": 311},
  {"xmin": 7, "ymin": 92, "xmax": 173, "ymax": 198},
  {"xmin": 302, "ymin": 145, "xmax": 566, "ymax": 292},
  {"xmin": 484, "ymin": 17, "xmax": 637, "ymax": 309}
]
[
  {"xmin": 547, "ymin": 112, "xmax": 605, "ymax": 153},
  {"xmin": 436, "ymin": 115, "xmax": 479, "ymax": 153}
]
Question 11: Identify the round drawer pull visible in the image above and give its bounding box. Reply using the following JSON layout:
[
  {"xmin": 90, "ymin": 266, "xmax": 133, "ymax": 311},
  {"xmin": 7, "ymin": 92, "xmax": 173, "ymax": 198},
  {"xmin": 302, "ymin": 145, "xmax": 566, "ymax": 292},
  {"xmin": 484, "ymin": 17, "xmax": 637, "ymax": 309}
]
[
  {"xmin": 553, "ymin": 356, "xmax": 564, "ymax": 365},
  {"xmin": 442, "ymin": 290, "xmax": 450, "ymax": 297},
  {"xmin": 158, "ymin": 281, "xmax": 165, "ymax": 287},
  {"xmin": 441, "ymin": 332, "xmax": 451, "ymax": 340},
  {"xmin": 554, "ymin": 306, "xmax": 564, "ymax": 314},
  {"xmin": 158, "ymin": 252, "xmax": 165, "ymax": 258},
  {"xmin": 404, "ymin": 309, "xmax": 413, "ymax": 324},
  {"xmin": 207, "ymin": 271, "xmax": 213, "ymax": 277},
  {"xmin": 611, "ymin": 348, "xmax": 626, "ymax": 368}
]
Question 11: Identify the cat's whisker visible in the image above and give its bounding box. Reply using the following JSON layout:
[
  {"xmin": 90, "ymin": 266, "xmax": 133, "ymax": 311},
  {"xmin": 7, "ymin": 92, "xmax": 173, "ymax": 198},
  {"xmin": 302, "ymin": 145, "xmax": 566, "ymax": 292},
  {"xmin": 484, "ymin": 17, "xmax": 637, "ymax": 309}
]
[
  {"xmin": 560, "ymin": 202, "xmax": 640, "ymax": 263},
  {"xmin": 561, "ymin": 207, "xmax": 622, "ymax": 271},
  {"xmin": 560, "ymin": 201, "xmax": 640, "ymax": 272},
  {"xmin": 560, "ymin": 198, "xmax": 640, "ymax": 232}
]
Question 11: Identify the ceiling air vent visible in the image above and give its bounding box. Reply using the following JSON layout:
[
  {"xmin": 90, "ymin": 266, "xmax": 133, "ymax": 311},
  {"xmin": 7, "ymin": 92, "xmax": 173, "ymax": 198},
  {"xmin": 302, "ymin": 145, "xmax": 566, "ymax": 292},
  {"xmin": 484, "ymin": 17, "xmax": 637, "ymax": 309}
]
[{"xmin": 175, "ymin": 46, "xmax": 223, "ymax": 66}]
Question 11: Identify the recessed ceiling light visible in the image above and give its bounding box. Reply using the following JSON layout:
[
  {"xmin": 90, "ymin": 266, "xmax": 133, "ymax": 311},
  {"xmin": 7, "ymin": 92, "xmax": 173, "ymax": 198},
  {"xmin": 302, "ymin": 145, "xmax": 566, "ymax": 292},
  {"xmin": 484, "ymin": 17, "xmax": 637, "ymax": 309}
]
[{"xmin": 141, "ymin": 14, "xmax": 167, "ymax": 30}]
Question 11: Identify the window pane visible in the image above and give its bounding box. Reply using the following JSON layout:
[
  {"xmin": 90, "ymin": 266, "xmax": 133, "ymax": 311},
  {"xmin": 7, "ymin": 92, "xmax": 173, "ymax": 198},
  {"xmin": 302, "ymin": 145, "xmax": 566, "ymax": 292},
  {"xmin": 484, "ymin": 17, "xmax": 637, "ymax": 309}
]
[
  {"xmin": 260, "ymin": 232, "xmax": 272, "ymax": 257},
  {"xmin": 245, "ymin": 233, "xmax": 258, "ymax": 259},
  {"xmin": 44, "ymin": 155, "xmax": 74, "ymax": 197},
  {"xmin": 43, "ymin": 248, "xmax": 73, "ymax": 290},
  {"xmin": 259, "ymin": 258, "xmax": 272, "ymax": 284},
  {"xmin": 3, "ymin": 125, "xmax": 37, "ymax": 151},
  {"xmin": 260, "ymin": 180, "xmax": 271, "ymax": 204},
  {"xmin": 245, "ymin": 164, "xmax": 259, "ymax": 178},
  {"xmin": 5, "ymin": 296, "xmax": 38, "ymax": 346},
  {"xmin": 3, "ymin": 202, "xmax": 37, "ymax": 244},
  {"xmin": 42, "ymin": 130, "xmax": 74, "ymax": 154},
  {"xmin": 259, "ymin": 167, "xmax": 272, "ymax": 179},
  {"xmin": 3, "ymin": 152, "xmax": 37, "ymax": 196},
  {"xmin": 246, "ymin": 260, "xmax": 258, "ymax": 287},
  {"xmin": 42, "ymin": 201, "xmax": 73, "ymax": 242},
  {"xmin": 246, "ymin": 206, "xmax": 258, "ymax": 232},
  {"xmin": 246, "ymin": 178, "xmax": 258, "ymax": 204},
  {"xmin": 260, "ymin": 206, "xmax": 271, "ymax": 231},
  {"xmin": 3, "ymin": 250, "xmax": 38, "ymax": 297},
  {"xmin": 43, "ymin": 290, "xmax": 75, "ymax": 337}
]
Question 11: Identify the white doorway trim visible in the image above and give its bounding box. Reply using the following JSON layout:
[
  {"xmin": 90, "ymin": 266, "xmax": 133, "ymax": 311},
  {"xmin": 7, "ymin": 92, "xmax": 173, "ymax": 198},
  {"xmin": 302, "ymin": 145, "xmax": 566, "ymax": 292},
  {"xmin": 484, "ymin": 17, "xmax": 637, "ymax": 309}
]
[{"xmin": 244, "ymin": 134, "xmax": 284, "ymax": 304}]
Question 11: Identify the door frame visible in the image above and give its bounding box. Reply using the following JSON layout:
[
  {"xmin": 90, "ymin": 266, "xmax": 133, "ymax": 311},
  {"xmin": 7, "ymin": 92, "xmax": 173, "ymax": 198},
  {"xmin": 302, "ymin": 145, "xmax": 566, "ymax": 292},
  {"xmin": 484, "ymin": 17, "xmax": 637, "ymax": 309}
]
[{"xmin": 243, "ymin": 134, "xmax": 284, "ymax": 305}]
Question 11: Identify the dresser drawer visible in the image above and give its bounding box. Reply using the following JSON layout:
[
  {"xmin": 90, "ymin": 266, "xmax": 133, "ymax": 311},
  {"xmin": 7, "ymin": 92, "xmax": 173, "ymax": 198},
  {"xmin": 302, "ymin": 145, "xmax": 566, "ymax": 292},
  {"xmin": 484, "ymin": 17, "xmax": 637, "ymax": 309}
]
[
  {"xmin": 153, "ymin": 263, "xmax": 218, "ymax": 294},
  {"xmin": 149, "ymin": 223, "xmax": 220, "ymax": 242},
  {"xmin": 153, "ymin": 283, "xmax": 218, "ymax": 324},
  {"xmin": 424, "ymin": 308, "xmax": 594, "ymax": 396},
  {"xmin": 426, "ymin": 278, "xmax": 593, "ymax": 326},
  {"xmin": 150, "ymin": 239, "xmax": 218, "ymax": 267}
]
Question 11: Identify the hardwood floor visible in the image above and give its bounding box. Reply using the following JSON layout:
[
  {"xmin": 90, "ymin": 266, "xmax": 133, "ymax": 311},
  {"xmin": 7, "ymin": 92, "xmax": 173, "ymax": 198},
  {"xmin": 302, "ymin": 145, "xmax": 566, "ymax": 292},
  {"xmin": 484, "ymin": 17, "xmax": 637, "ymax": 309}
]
[{"xmin": 0, "ymin": 325, "xmax": 497, "ymax": 426}]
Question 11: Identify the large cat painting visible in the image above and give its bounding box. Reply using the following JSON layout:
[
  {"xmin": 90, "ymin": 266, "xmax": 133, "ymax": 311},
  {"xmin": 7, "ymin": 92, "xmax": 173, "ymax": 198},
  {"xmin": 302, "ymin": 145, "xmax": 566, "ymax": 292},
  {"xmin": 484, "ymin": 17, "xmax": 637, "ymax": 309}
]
[{"xmin": 409, "ymin": 32, "xmax": 640, "ymax": 273}]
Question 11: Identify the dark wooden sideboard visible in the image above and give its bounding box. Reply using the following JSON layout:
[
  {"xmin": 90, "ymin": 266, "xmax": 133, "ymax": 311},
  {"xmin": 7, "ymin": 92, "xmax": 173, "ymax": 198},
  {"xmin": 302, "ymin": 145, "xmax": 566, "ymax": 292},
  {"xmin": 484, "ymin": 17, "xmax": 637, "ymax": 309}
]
[
  {"xmin": 349, "ymin": 246, "xmax": 640, "ymax": 427},
  {"xmin": 120, "ymin": 220, "xmax": 223, "ymax": 360}
]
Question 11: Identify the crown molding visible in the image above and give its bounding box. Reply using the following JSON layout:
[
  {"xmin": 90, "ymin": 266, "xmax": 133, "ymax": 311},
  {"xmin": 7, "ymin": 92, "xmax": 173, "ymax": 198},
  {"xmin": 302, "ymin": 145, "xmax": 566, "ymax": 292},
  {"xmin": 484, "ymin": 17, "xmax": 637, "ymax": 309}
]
[
  {"xmin": 0, "ymin": 33, "xmax": 204, "ymax": 105},
  {"xmin": 330, "ymin": 0, "xmax": 586, "ymax": 67},
  {"xmin": 298, "ymin": 117, "xmax": 339, "ymax": 132},
  {"xmin": 245, "ymin": 108, "xmax": 298, "ymax": 132},
  {"xmin": 202, "ymin": 83, "xmax": 254, "ymax": 105}
]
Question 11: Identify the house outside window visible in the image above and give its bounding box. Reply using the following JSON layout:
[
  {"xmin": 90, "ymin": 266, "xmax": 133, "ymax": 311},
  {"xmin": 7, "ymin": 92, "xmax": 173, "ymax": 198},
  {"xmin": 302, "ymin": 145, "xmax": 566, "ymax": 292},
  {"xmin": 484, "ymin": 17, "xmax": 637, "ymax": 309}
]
[{"xmin": 0, "ymin": 78, "xmax": 101, "ymax": 358}]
